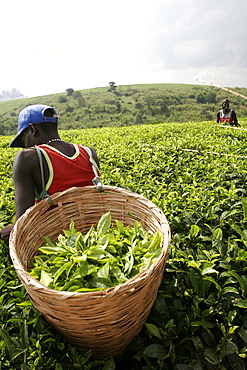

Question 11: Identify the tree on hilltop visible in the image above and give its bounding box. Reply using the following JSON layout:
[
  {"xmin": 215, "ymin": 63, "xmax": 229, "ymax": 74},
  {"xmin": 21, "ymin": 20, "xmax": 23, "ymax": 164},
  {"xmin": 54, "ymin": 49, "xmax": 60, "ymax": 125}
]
[
  {"xmin": 108, "ymin": 82, "xmax": 116, "ymax": 92},
  {"xmin": 66, "ymin": 88, "xmax": 74, "ymax": 96},
  {"xmin": 0, "ymin": 88, "xmax": 23, "ymax": 100}
]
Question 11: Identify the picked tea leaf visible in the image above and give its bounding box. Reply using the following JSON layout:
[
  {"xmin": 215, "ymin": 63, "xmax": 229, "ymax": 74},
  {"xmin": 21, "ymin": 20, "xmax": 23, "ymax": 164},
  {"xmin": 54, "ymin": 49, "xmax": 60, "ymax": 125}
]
[{"xmin": 29, "ymin": 212, "xmax": 162, "ymax": 292}]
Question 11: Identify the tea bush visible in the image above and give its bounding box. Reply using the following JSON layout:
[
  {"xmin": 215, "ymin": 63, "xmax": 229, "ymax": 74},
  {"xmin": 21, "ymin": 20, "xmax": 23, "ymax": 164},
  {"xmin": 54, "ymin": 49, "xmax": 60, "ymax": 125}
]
[{"xmin": 1, "ymin": 120, "xmax": 247, "ymax": 369}]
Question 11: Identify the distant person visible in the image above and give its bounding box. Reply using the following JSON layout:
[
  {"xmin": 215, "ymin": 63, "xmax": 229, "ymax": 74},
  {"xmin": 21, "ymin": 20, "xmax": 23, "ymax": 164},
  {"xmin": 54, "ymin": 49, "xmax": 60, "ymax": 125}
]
[
  {"xmin": 216, "ymin": 98, "xmax": 240, "ymax": 127},
  {"xmin": 0, "ymin": 104, "xmax": 101, "ymax": 243}
]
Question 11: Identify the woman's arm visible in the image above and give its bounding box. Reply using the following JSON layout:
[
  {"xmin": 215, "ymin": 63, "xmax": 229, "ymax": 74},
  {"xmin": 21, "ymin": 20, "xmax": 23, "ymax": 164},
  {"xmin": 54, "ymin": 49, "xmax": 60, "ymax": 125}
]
[
  {"xmin": 231, "ymin": 110, "xmax": 239, "ymax": 126},
  {"xmin": 0, "ymin": 149, "xmax": 38, "ymax": 243},
  {"xmin": 13, "ymin": 149, "xmax": 38, "ymax": 219},
  {"xmin": 216, "ymin": 111, "xmax": 220, "ymax": 123}
]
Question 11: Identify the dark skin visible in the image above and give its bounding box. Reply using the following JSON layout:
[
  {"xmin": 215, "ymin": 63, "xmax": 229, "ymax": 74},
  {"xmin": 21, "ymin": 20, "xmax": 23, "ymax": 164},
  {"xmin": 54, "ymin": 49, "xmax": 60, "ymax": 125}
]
[
  {"xmin": 222, "ymin": 101, "xmax": 231, "ymax": 114},
  {"xmin": 0, "ymin": 123, "xmax": 99, "ymax": 243}
]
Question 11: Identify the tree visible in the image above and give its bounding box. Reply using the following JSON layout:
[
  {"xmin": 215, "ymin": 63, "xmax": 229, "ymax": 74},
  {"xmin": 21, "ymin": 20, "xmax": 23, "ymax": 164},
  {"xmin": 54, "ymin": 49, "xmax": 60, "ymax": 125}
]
[
  {"xmin": 135, "ymin": 112, "xmax": 143, "ymax": 124},
  {"xmin": 205, "ymin": 92, "xmax": 216, "ymax": 104},
  {"xmin": 196, "ymin": 93, "xmax": 205, "ymax": 104},
  {"xmin": 66, "ymin": 88, "xmax": 74, "ymax": 96},
  {"xmin": 0, "ymin": 88, "xmax": 23, "ymax": 100},
  {"xmin": 116, "ymin": 102, "xmax": 121, "ymax": 113},
  {"xmin": 58, "ymin": 96, "xmax": 67, "ymax": 103},
  {"xmin": 73, "ymin": 91, "xmax": 82, "ymax": 99},
  {"xmin": 108, "ymin": 82, "xmax": 116, "ymax": 92},
  {"xmin": 160, "ymin": 103, "xmax": 170, "ymax": 115}
]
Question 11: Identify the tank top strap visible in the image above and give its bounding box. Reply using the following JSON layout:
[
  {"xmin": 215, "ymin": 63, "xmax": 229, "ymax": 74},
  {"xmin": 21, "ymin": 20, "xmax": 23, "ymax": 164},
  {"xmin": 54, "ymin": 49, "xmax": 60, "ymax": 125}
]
[
  {"xmin": 35, "ymin": 146, "xmax": 53, "ymax": 204},
  {"xmin": 81, "ymin": 145, "xmax": 102, "ymax": 191}
]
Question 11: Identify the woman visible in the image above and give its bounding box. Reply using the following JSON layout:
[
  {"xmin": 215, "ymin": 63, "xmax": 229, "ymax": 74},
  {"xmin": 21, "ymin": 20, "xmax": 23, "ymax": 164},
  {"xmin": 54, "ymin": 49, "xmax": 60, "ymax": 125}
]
[{"xmin": 0, "ymin": 104, "xmax": 101, "ymax": 243}]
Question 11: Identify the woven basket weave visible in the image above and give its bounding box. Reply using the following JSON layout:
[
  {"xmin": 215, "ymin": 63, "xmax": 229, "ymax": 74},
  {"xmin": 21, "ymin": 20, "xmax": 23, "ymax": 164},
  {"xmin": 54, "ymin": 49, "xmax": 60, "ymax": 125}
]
[{"xmin": 9, "ymin": 186, "xmax": 171, "ymax": 359}]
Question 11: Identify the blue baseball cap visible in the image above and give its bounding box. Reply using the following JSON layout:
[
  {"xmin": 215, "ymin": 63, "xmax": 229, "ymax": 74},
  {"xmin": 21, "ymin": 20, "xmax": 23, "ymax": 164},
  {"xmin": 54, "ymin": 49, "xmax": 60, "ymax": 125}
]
[{"xmin": 9, "ymin": 104, "xmax": 58, "ymax": 148}]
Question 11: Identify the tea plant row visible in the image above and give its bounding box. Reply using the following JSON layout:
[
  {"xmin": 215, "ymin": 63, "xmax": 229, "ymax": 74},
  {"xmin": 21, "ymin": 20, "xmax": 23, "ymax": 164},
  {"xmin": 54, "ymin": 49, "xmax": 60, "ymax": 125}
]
[{"xmin": 1, "ymin": 120, "xmax": 247, "ymax": 369}]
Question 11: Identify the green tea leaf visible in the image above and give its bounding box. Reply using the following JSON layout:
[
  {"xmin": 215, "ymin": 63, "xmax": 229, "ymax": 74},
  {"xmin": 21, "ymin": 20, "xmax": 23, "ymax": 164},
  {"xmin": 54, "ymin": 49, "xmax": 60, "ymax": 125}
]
[
  {"xmin": 39, "ymin": 246, "xmax": 67, "ymax": 255},
  {"xmin": 219, "ymin": 342, "xmax": 238, "ymax": 358},
  {"xmin": 189, "ymin": 224, "xmax": 200, "ymax": 237},
  {"xmin": 69, "ymin": 219, "xmax": 77, "ymax": 235},
  {"xmin": 70, "ymin": 263, "xmax": 89, "ymax": 279},
  {"xmin": 16, "ymin": 301, "xmax": 33, "ymax": 306},
  {"xmin": 201, "ymin": 267, "xmax": 219, "ymax": 275},
  {"xmin": 204, "ymin": 348, "xmax": 219, "ymax": 365},
  {"xmin": 220, "ymin": 210, "xmax": 239, "ymax": 221},
  {"xmin": 88, "ymin": 247, "xmax": 107, "ymax": 260},
  {"xmin": 221, "ymin": 286, "xmax": 239, "ymax": 295},
  {"xmin": 20, "ymin": 320, "xmax": 29, "ymax": 349},
  {"xmin": 102, "ymin": 357, "xmax": 116, "ymax": 370},
  {"xmin": 0, "ymin": 328, "xmax": 14, "ymax": 351},
  {"xmin": 97, "ymin": 211, "xmax": 111, "ymax": 236},
  {"xmin": 111, "ymin": 267, "xmax": 129, "ymax": 283},
  {"xmin": 9, "ymin": 348, "xmax": 27, "ymax": 362},
  {"xmin": 123, "ymin": 252, "xmax": 133, "ymax": 273},
  {"xmin": 145, "ymin": 323, "xmax": 162, "ymax": 339},
  {"xmin": 233, "ymin": 299, "xmax": 247, "ymax": 308},
  {"xmin": 238, "ymin": 327, "xmax": 247, "ymax": 343},
  {"xmin": 190, "ymin": 269, "xmax": 202, "ymax": 295},
  {"xmin": 91, "ymin": 277, "xmax": 114, "ymax": 289},
  {"xmin": 40, "ymin": 270, "xmax": 53, "ymax": 287},
  {"xmin": 147, "ymin": 231, "xmax": 162, "ymax": 250},
  {"xmin": 42, "ymin": 236, "xmax": 56, "ymax": 247},
  {"xmin": 115, "ymin": 219, "xmax": 125, "ymax": 233},
  {"xmin": 98, "ymin": 262, "xmax": 110, "ymax": 279},
  {"xmin": 242, "ymin": 197, "xmax": 247, "ymax": 221},
  {"xmin": 213, "ymin": 228, "xmax": 223, "ymax": 241},
  {"xmin": 75, "ymin": 233, "xmax": 85, "ymax": 251},
  {"xmin": 53, "ymin": 261, "xmax": 73, "ymax": 284},
  {"xmin": 143, "ymin": 343, "xmax": 167, "ymax": 359}
]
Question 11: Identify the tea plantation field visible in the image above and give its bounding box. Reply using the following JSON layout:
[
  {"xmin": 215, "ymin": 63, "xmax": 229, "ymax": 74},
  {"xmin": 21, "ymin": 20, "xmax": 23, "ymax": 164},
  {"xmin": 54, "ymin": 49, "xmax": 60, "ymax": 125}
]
[{"xmin": 1, "ymin": 120, "xmax": 247, "ymax": 369}]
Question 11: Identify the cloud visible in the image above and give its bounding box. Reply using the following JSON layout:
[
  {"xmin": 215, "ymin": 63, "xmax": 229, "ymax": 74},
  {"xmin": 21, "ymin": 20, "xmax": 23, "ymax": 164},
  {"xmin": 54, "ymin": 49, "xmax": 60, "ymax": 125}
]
[
  {"xmin": 1, "ymin": 0, "xmax": 247, "ymax": 96},
  {"xmin": 144, "ymin": 0, "xmax": 247, "ymax": 70}
]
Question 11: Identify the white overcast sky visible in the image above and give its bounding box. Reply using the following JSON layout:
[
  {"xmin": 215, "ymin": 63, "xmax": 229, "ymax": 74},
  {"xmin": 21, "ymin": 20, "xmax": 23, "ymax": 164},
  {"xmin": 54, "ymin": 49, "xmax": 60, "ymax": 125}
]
[{"xmin": 2, "ymin": 0, "xmax": 247, "ymax": 97}]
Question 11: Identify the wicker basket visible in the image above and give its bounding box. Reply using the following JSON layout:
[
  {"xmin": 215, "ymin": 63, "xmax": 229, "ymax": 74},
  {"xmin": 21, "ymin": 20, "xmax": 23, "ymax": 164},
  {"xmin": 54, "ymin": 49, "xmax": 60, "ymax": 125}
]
[{"xmin": 9, "ymin": 186, "xmax": 171, "ymax": 359}]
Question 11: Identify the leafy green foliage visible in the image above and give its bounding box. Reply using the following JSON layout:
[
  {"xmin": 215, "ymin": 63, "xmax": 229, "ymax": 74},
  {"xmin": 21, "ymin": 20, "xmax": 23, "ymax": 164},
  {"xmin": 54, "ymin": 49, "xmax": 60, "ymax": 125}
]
[
  {"xmin": 1, "ymin": 83, "xmax": 247, "ymax": 135},
  {"xmin": 1, "ymin": 120, "xmax": 247, "ymax": 368},
  {"xmin": 29, "ymin": 213, "xmax": 162, "ymax": 292}
]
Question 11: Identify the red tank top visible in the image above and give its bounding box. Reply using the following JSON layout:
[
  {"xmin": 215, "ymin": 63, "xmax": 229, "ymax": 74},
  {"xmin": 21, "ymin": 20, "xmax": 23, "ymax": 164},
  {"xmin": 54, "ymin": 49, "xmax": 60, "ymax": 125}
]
[{"xmin": 36, "ymin": 144, "xmax": 100, "ymax": 200}]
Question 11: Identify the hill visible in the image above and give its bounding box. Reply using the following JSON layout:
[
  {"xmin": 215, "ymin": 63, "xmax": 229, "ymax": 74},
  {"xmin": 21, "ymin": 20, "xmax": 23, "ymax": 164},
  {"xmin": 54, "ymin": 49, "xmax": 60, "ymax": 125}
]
[{"xmin": 1, "ymin": 83, "xmax": 247, "ymax": 136}]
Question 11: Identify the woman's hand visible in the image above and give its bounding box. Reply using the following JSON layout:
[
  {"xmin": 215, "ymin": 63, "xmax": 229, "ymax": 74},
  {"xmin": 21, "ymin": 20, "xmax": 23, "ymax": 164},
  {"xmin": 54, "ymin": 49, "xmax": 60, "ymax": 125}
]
[{"xmin": 0, "ymin": 224, "xmax": 14, "ymax": 243}]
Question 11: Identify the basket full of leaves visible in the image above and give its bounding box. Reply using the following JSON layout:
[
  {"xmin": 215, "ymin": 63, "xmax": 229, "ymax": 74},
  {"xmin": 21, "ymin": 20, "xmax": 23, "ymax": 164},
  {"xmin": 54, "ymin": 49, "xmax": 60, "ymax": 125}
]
[{"xmin": 9, "ymin": 186, "xmax": 171, "ymax": 359}]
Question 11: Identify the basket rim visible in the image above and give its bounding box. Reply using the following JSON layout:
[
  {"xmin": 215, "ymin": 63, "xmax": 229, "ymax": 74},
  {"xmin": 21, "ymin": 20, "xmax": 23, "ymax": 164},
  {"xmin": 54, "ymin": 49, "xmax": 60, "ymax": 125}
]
[{"xmin": 9, "ymin": 185, "xmax": 171, "ymax": 298}]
